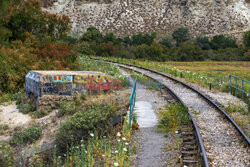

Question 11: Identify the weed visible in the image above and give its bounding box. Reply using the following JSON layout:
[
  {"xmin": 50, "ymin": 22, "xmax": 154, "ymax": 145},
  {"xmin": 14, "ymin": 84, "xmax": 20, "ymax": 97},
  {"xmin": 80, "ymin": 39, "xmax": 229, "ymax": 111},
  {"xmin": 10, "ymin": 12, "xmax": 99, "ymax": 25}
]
[
  {"xmin": 57, "ymin": 101, "xmax": 77, "ymax": 117},
  {"xmin": 0, "ymin": 124, "xmax": 9, "ymax": 135},
  {"xmin": 30, "ymin": 109, "xmax": 50, "ymax": 119},
  {"xmin": 0, "ymin": 142, "xmax": 17, "ymax": 166},
  {"xmin": 158, "ymin": 103, "xmax": 190, "ymax": 132},
  {"xmin": 18, "ymin": 101, "xmax": 36, "ymax": 114},
  {"xmin": 10, "ymin": 126, "xmax": 42, "ymax": 145},
  {"xmin": 224, "ymin": 103, "xmax": 248, "ymax": 115}
]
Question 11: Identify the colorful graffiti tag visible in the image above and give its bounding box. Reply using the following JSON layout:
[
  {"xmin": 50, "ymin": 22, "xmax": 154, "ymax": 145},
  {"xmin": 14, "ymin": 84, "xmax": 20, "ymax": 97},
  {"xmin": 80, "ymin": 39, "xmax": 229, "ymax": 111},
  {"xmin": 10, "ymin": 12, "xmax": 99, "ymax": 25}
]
[
  {"xmin": 52, "ymin": 75, "xmax": 73, "ymax": 83},
  {"xmin": 74, "ymin": 75, "xmax": 114, "ymax": 90}
]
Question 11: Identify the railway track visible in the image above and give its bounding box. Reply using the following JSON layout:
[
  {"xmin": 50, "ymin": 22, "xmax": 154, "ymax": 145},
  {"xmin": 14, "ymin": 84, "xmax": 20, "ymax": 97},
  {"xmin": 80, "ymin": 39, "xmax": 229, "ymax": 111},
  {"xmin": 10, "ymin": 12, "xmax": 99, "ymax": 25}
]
[{"xmin": 90, "ymin": 57, "xmax": 250, "ymax": 167}]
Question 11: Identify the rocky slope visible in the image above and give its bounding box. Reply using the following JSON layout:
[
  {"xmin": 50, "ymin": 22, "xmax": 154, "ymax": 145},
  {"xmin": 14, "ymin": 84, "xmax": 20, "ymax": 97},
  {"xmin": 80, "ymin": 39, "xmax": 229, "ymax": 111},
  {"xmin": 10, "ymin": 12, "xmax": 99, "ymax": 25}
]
[{"xmin": 42, "ymin": 0, "xmax": 250, "ymax": 39}]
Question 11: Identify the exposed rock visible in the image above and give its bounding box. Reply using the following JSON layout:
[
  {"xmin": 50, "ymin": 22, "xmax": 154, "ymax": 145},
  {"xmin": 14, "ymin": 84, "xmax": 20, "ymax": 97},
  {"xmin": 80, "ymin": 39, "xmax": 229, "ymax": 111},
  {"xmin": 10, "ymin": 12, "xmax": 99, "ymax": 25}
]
[{"xmin": 42, "ymin": 0, "xmax": 250, "ymax": 40}]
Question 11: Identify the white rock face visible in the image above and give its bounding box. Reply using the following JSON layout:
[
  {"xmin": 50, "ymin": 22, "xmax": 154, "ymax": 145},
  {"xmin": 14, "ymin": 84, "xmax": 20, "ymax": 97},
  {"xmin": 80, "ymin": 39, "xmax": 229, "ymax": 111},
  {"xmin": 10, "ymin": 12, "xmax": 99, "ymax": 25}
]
[{"xmin": 42, "ymin": 0, "xmax": 250, "ymax": 39}]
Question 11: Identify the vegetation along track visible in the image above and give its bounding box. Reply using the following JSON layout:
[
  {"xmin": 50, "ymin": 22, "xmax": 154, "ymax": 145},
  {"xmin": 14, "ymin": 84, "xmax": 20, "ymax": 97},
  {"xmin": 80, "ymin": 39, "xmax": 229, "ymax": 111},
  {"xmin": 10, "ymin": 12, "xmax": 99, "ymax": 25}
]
[{"xmin": 90, "ymin": 57, "xmax": 250, "ymax": 167}]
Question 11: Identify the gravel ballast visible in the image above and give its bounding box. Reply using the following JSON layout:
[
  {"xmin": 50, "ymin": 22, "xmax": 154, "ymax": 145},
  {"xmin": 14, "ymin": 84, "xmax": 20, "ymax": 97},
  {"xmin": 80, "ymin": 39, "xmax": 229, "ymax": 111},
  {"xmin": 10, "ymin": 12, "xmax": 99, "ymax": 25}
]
[{"xmin": 116, "ymin": 63, "xmax": 250, "ymax": 167}]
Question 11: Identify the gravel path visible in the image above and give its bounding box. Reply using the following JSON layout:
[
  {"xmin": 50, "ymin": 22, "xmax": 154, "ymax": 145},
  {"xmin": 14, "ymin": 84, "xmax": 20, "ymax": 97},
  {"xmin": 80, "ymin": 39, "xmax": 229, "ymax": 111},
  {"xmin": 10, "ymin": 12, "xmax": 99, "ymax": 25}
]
[
  {"xmin": 119, "ymin": 68, "xmax": 179, "ymax": 167},
  {"xmin": 117, "ymin": 63, "xmax": 250, "ymax": 167}
]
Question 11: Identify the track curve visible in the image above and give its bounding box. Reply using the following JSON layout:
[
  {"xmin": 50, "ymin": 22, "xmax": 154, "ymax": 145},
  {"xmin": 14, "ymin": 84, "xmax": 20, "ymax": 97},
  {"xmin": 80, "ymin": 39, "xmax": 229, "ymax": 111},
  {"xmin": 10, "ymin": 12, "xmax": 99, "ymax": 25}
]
[{"xmin": 90, "ymin": 57, "xmax": 249, "ymax": 167}]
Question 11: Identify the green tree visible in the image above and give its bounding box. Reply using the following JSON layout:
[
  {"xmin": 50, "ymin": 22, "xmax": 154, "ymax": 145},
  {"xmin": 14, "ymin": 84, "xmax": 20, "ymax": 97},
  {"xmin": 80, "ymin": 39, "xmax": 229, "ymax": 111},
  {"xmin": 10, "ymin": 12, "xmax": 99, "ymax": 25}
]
[
  {"xmin": 243, "ymin": 31, "xmax": 250, "ymax": 47},
  {"xmin": 80, "ymin": 26, "xmax": 103, "ymax": 43},
  {"xmin": 195, "ymin": 36, "xmax": 211, "ymax": 50},
  {"xmin": 159, "ymin": 34, "xmax": 173, "ymax": 48},
  {"xmin": 172, "ymin": 27, "xmax": 190, "ymax": 47},
  {"xmin": 210, "ymin": 35, "xmax": 237, "ymax": 50},
  {"xmin": 1, "ymin": 0, "xmax": 70, "ymax": 42}
]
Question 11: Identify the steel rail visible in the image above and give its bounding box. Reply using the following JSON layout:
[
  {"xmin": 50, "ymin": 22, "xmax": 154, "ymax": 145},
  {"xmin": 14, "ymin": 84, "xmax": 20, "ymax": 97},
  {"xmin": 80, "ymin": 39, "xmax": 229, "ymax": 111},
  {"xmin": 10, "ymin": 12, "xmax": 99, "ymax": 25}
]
[
  {"xmin": 92, "ymin": 58, "xmax": 250, "ymax": 146},
  {"xmin": 90, "ymin": 58, "xmax": 209, "ymax": 167}
]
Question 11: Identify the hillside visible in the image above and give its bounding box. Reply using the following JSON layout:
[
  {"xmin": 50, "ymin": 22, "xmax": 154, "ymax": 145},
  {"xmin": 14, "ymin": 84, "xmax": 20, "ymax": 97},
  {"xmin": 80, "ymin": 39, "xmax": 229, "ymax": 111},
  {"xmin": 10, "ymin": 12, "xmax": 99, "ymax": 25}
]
[{"xmin": 41, "ymin": 0, "xmax": 250, "ymax": 39}]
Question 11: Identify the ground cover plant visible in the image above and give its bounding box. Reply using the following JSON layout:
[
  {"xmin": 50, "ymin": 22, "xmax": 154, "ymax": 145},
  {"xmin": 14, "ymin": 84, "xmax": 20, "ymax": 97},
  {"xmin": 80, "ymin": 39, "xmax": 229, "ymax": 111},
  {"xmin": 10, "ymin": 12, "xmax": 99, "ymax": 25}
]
[
  {"xmin": 10, "ymin": 126, "xmax": 42, "ymax": 145},
  {"xmin": 158, "ymin": 103, "xmax": 190, "ymax": 132},
  {"xmin": 223, "ymin": 103, "xmax": 250, "ymax": 136}
]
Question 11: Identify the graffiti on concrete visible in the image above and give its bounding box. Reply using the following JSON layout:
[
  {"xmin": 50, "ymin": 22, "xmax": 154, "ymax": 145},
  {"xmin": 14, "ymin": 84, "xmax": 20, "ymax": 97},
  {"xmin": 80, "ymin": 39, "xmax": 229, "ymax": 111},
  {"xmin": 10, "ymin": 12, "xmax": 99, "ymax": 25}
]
[
  {"xmin": 52, "ymin": 75, "xmax": 73, "ymax": 83},
  {"xmin": 25, "ymin": 71, "xmax": 41, "ymax": 99},
  {"xmin": 74, "ymin": 75, "xmax": 114, "ymax": 90}
]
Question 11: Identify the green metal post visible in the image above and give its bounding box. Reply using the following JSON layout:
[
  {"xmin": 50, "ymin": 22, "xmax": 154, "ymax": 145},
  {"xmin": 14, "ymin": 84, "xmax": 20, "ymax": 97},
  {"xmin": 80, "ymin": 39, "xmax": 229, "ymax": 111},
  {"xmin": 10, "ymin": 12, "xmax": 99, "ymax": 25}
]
[
  {"xmin": 242, "ymin": 81, "xmax": 244, "ymax": 100},
  {"xmin": 229, "ymin": 75, "xmax": 231, "ymax": 94},
  {"xmin": 235, "ymin": 78, "xmax": 237, "ymax": 97}
]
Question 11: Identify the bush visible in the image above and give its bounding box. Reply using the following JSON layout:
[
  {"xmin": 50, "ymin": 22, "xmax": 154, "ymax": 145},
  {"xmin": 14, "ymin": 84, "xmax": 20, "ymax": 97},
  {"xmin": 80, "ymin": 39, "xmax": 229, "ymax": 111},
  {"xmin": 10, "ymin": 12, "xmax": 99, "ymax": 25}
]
[
  {"xmin": 75, "ymin": 41, "xmax": 95, "ymax": 55},
  {"xmin": 30, "ymin": 109, "xmax": 49, "ymax": 119},
  {"xmin": 210, "ymin": 35, "xmax": 237, "ymax": 50},
  {"xmin": 55, "ymin": 104, "xmax": 116, "ymax": 152},
  {"xmin": 11, "ymin": 126, "xmax": 42, "ymax": 145},
  {"xmin": 195, "ymin": 36, "xmax": 211, "ymax": 50},
  {"xmin": 18, "ymin": 101, "xmax": 36, "ymax": 114},
  {"xmin": 210, "ymin": 47, "xmax": 245, "ymax": 61},
  {"xmin": 0, "ymin": 142, "xmax": 16, "ymax": 166},
  {"xmin": 57, "ymin": 101, "xmax": 77, "ymax": 117},
  {"xmin": 174, "ymin": 43, "xmax": 204, "ymax": 61},
  {"xmin": 159, "ymin": 34, "xmax": 173, "ymax": 48}
]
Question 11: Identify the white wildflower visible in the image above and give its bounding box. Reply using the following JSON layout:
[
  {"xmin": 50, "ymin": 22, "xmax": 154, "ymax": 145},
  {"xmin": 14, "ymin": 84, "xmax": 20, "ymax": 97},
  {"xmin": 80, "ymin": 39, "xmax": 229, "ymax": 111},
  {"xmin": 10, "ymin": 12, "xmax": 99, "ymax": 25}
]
[
  {"xmin": 125, "ymin": 142, "xmax": 129, "ymax": 145},
  {"xmin": 114, "ymin": 162, "xmax": 119, "ymax": 166},
  {"xmin": 117, "ymin": 132, "xmax": 121, "ymax": 137},
  {"xmin": 117, "ymin": 139, "xmax": 121, "ymax": 142},
  {"xmin": 90, "ymin": 133, "xmax": 94, "ymax": 137},
  {"xmin": 115, "ymin": 150, "xmax": 118, "ymax": 154},
  {"xmin": 123, "ymin": 148, "xmax": 127, "ymax": 152},
  {"xmin": 122, "ymin": 137, "xmax": 126, "ymax": 141}
]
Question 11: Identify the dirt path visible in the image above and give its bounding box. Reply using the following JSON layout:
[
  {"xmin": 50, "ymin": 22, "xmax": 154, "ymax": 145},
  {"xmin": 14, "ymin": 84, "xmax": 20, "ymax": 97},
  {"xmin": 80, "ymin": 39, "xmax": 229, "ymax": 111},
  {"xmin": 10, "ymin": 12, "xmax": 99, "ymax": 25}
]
[
  {"xmin": 0, "ymin": 103, "xmax": 31, "ymax": 128},
  {"xmin": 119, "ymin": 68, "xmax": 179, "ymax": 167}
]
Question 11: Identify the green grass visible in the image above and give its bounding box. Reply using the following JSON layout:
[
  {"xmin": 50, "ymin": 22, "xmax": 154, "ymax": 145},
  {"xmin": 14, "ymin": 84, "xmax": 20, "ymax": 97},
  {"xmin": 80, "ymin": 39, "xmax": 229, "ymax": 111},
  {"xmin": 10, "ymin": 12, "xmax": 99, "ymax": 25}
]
[{"xmin": 158, "ymin": 103, "xmax": 191, "ymax": 132}]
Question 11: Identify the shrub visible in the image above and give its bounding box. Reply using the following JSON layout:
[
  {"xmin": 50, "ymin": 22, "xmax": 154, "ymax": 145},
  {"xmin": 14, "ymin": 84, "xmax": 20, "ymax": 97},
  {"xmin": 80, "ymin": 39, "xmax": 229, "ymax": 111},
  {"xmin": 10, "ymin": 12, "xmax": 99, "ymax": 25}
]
[
  {"xmin": 159, "ymin": 34, "xmax": 173, "ymax": 48},
  {"xmin": 210, "ymin": 35, "xmax": 237, "ymax": 50},
  {"xmin": 55, "ymin": 104, "xmax": 117, "ymax": 152},
  {"xmin": 210, "ymin": 48, "xmax": 245, "ymax": 61},
  {"xmin": 11, "ymin": 126, "xmax": 42, "ymax": 145},
  {"xmin": 18, "ymin": 101, "xmax": 36, "ymax": 114},
  {"xmin": 174, "ymin": 43, "xmax": 204, "ymax": 61},
  {"xmin": 195, "ymin": 36, "xmax": 211, "ymax": 50},
  {"xmin": 30, "ymin": 109, "xmax": 49, "ymax": 119},
  {"xmin": 0, "ymin": 142, "xmax": 16, "ymax": 166},
  {"xmin": 158, "ymin": 103, "xmax": 190, "ymax": 132},
  {"xmin": 57, "ymin": 101, "xmax": 77, "ymax": 117},
  {"xmin": 75, "ymin": 41, "xmax": 95, "ymax": 55}
]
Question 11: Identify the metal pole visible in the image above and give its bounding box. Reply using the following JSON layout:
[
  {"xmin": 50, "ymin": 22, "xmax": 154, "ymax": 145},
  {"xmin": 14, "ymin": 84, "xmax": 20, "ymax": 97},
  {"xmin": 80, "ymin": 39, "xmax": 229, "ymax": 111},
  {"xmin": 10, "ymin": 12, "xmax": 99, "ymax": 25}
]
[
  {"xmin": 235, "ymin": 78, "xmax": 237, "ymax": 97},
  {"xmin": 229, "ymin": 75, "xmax": 231, "ymax": 94},
  {"xmin": 242, "ymin": 81, "xmax": 244, "ymax": 100}
]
